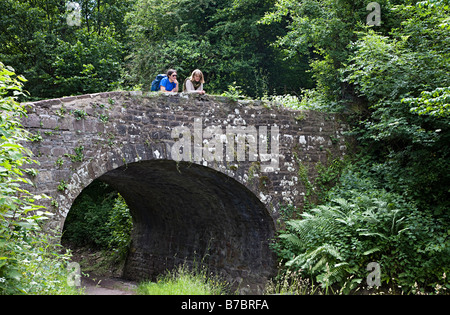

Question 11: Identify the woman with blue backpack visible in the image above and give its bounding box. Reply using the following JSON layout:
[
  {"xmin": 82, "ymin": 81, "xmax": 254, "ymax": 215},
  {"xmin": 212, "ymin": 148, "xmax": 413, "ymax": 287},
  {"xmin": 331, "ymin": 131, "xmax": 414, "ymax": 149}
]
[{"xmin": 151, "ymin": 69, "xmax": 179, "ymax": 92}]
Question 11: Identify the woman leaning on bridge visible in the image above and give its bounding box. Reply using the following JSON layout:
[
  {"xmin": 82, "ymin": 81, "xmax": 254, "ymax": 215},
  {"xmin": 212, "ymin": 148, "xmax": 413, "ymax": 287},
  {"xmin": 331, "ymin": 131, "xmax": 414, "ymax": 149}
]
[
  {"xmin": 160, "ymin": 69, "xmax": 179, "ymax": 93},
  {"xmin": 183, "ymin": 69, "xmax": 206, "ymax": 95}
]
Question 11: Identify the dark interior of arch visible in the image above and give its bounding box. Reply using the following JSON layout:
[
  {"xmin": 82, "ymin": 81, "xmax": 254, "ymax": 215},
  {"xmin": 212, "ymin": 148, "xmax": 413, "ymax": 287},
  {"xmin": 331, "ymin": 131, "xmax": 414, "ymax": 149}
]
[{"xmin": 97, "ymin": 159, "xmax": 277, "ymax": 293}]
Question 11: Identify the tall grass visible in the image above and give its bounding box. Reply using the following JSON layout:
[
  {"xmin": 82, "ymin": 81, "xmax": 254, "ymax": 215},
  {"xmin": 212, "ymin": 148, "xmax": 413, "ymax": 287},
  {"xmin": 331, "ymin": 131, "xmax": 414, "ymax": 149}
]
[{"xmin": 136, "ymin": 264, "xmax": 230, "ymax": 295}]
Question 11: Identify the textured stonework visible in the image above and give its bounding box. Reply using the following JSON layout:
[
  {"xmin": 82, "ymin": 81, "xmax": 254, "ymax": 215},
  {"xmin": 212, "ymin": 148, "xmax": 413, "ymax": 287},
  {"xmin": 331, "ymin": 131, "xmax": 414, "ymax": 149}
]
[{"xmin": 21, "ymin": 92, "xmax": 348, "ymax": 293}]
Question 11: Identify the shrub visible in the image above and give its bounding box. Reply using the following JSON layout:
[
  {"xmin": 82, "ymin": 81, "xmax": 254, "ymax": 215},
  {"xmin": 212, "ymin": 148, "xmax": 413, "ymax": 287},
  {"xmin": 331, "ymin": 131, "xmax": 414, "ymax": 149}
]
[
  {"xmin": 275, "ymin": 169, "xmax": 450, "ymax": 294},
  {"xmin": 62, "ymin": 180, "xmax": 133, "ymax": 270},
  {"xmin": 62, "ymin": 180, "xmax": 132, "ymax": 250},
  {"xmin": 107, "ymin": 194, "xmax": 133, "ymax": 259},
  {"xmin": 1, "ymin": 62, "xmax": 77, "ymax": 294}
]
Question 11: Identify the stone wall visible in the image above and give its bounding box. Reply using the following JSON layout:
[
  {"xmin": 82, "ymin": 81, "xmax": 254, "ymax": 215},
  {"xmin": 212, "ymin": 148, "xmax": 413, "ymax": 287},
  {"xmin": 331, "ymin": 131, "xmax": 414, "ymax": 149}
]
[{"xmin": 21, "ymin": 91, "xmax": 348, "ymax": 293}]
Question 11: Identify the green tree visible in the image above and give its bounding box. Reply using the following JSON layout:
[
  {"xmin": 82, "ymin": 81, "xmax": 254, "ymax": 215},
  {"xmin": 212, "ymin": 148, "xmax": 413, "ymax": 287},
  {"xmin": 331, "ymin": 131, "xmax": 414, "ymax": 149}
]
[
  {"xmin": 62, "ymin": 180, "xmax": 132, "ymax": 256},
  {"xmin": 261, "ymin": 0, "xmax": 450, "ymax": 212},
  {"xmin": 343, "ymin": 2, "xmax": 450, "ymax": 212},
  {"xmin": 126, "ymin": 0, "xmax": 312, "ymax": 97},
  {"xmin": 0, "ymin": 0, "xmax": 132, "ymax": 99},
  {"xmin": 51, "ymin": 28, "xmax": 124, "ymax": 96},
  {"xmin": 266, "ymin": 0, "xmax": 450, "ymax": 293},
  {"xmin": 260, "ymin": 0, "xmax": 405, "ymax": 108}
]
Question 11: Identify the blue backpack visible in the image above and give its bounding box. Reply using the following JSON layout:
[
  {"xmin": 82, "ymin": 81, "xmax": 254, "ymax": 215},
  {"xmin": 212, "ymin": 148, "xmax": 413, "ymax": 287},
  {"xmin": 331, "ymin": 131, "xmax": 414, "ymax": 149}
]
[{"xmin": 151, "ymin": 74, "xmax": 167, "ymax": 91}]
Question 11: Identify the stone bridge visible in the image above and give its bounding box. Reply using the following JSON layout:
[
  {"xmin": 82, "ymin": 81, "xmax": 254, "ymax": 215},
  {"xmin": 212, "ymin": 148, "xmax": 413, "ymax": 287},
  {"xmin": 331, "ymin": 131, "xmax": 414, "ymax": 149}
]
[{"xmin": 21, "ymin": 92, "xmax": 347, "ymax": 293}]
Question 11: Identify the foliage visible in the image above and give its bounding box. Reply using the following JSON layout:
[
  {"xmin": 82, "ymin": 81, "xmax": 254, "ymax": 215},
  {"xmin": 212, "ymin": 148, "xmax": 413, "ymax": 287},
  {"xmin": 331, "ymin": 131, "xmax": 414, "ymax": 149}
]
[
  {"xmin": 262, "ymin": 94, "xmax": 304, "ymax": 110},
  {"xmin": 262, "ymin": 0, "xmax": 450, "ymax": 294},
  {"xmin": 6, "ymin": 234, "xmax": 81, "ymax": 295},
  {"xmin": 264, "ymin": 267, "xmax": 323, "ymax": 295},
  {"xmin": 107, "ymin": 194, "xmax": 133, "ymax": 259},
  {"xmin": 293, "ymin": 153, "xmax": 347, "ymax": 211},
  {"xmin": 404, "ymin": 87, "xmax": 450, "ymax": 118},
  {"xmin": 62, "ymin": 180, "xmax": 132, "ymax": 256},
  {"xmin": 137, "ymin": 263, "xmax": 230, "ymax": 295},
  {"xmin": 342, "ymin": 2, "xmax": 450, "ymax": 213},
  {"xmin": 266, "ymin": 3, "xmax": 449, "ymax": 294},
  {"xmin": 0, "ymin": 62, "xmax": 77, "ymax": 294},
  {"xmin": 62, "ymin": 180, "xmax": 113, "ymax": 248},
  {"xmin": 51, "ymin": 28, "xmax": 124, "ymax": 97},
  {"xmin": 220, "ymin": 82, "xmax": 246, "ymax": 101},
  {"xmin": 125, "ymin": 0, "xmax": 312, "ymax": 97},
  {"xmin": 261, "ymin": 0, "xmax": 398, "ymax": 106},
  {"xmin": 0, "ymin": 0, "xmax": 131, "ymax": 100},
  {"xmin": 276, "ymin": 169, "xmax": 450, "ymax": 293}
]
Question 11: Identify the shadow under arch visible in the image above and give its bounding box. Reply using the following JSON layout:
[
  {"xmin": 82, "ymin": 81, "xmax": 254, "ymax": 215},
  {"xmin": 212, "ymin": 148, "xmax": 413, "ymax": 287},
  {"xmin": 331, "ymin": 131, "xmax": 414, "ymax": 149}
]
[{"xmin": 92, "ymin": 159, "xmax": 277, "ymax": 294}]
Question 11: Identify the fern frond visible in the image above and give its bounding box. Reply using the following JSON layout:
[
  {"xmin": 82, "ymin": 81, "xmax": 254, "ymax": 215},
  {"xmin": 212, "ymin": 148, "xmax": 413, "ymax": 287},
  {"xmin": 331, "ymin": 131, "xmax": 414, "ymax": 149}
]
[
  {"xmin": 312, "ymin": 256, "xmax": 328, "ymax": 273},
  {"xmin": 362, "ymin": 247, "xmax": 382, "ymax": 255},
  {"xmin": 317, "ymin": 261, "xmax": 350, "ymax": 288},
  {"xmin": 332, "ymin": 198, "xmax": 352, "ymax": 212},
  {"xmin": 279, "ymin": 233, "xmax": 303, "ymax": 248},
  {"xmin": 300, "ymin": 244, "xmax": 344, "ymax": 270},
  {"xmin": 285, "ymin": 219, "xmax": 320, "ymax": 243}
]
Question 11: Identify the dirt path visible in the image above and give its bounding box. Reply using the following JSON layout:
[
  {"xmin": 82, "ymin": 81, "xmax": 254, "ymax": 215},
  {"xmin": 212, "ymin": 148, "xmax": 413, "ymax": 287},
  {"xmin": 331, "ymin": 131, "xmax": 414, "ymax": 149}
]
[
  {"xmin": 66, "ymin": 246, "xmax": 138, "ymax": 295},
  {"xmin": 81, "ymin": 275, "xmax": 138, "ymax": 295}
]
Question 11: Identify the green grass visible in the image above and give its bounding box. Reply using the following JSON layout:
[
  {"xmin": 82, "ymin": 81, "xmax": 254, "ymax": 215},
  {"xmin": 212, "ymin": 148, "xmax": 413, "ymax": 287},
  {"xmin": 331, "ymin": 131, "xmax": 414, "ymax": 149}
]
[{"xmin": 136, "ymin": 264, "xmax": 230, "ymax": 295}]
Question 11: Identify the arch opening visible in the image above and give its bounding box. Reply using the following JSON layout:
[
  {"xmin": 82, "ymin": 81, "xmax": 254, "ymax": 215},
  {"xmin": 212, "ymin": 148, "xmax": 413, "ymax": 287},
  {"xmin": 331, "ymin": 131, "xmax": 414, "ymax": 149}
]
[
  {"xmin": 61, "ymin": 179, "xmax": 133, "ymax": 278},
  {"xmin": 65, "ymin": 159, "xmax": 277, "ymax": 293}
]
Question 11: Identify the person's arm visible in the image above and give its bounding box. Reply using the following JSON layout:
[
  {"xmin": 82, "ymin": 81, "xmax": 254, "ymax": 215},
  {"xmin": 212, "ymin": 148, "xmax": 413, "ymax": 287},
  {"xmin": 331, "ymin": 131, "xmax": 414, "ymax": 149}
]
[
  {"xmin": 159, "ymin": 77, "xmax": 167, "ymax": 92},
  {"xmin": 185, "ymin": 80, "xmax": 195, "ymax": 93},
  {"xmin": 172, "ymin": 79, "xmax": 179, "ymax": 92},
  {"xmin": 199, "ymin": 83, "xmax": 205, "ymax": 94},
  {"xmin": 185, "ymin": 80, "xmax": 205, "ymax": 94}
]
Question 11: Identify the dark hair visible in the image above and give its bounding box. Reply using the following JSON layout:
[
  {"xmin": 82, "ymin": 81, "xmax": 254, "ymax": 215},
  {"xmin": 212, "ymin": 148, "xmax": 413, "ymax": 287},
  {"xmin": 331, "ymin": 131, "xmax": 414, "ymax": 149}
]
[{"xmin": 167, "ymin": 69, "xmax": 177, "ymax": 77}]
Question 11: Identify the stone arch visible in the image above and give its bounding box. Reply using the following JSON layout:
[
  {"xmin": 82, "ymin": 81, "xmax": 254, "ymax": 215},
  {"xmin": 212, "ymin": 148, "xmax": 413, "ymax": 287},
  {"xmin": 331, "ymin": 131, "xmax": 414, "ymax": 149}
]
[
  {"xmin": 60, "ymin": 155, "xmax": 277, "ymax": 293},
  {"xmin": 51, "ymin": 137, "xmax": 275, "ymax": 231},
  {"xmin": 99, "ymin": 159, "xmax": 276, "ymax": 293},
  {"xmin": 49, "ymin": 144, "xmax": 146, "ymax": 232}
]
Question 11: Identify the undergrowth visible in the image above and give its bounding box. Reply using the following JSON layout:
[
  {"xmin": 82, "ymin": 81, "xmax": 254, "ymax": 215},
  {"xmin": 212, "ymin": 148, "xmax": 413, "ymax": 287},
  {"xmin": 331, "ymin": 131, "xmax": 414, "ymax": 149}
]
[{"xmin": 137, "ymin": 264, "xmax": 231, "ymax": 295}]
